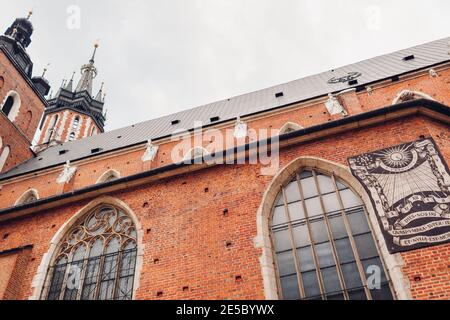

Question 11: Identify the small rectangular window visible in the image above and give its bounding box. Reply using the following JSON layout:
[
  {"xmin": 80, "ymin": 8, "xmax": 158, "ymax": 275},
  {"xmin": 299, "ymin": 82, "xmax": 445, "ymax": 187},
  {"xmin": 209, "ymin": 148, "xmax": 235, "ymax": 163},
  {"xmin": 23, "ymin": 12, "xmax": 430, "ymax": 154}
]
[
  {"xmin": 402, "ymin": 54, "xmax": 415, "ymax": 61},
  {"xmin": 171, "ymin": 120, "xmax": 180, "ymax": 125},
  {"xmin": 91, "ymin": 147, "xmax": 103, "ymax": 154},
  {"xmin": 275, "ymin": 92, "xmax": 284, "ymax": 98},
  {"xmin": 210, "ymin": 116, "xmax": 220, "ymax": 122}
]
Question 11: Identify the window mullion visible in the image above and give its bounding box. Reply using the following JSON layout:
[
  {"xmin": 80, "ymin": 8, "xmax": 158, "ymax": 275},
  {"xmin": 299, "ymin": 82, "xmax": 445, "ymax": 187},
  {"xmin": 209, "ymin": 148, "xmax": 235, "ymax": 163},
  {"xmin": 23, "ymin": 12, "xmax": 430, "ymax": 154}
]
[
  {"xmin": 296, "ymin": 172, "xmax": 326, "ymax": 300},
  {"xmin": 312, "ymin": 170, "xmax": 349, "ymax": 300},
  {"xmin": 111, "ymin": 251, "xmax": 124, "ymax": 300},
  {"xmin": 281, "ymin": 187, "xmax": 306, "ymax": 299},
  {"xmin": 93, "ymin": 249, "xmax": 108, "ymax": 300},
  {"xmin": 331, "ymin": 175, "xmax": 372, "ymax": 300}
]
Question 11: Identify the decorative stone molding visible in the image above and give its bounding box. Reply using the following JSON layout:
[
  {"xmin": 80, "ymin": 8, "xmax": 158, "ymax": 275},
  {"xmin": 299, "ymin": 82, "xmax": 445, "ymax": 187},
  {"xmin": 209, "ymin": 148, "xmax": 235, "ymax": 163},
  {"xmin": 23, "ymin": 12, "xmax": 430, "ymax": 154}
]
[
  {"xmin": 429, "ymin": 68, "xmax": 438, "ymax": 78},
  {"xmin": 392, "ymin": 90, "xmax": 435, "ymax": 105},
  {"xmin": 29, "ymin": 196, "xmax": 144, "ymax": 300},
  {"xmin": 56, "ymin": 161, "xmax": 77, "ymax": 184},
  {"xmin": 14, "ymin": 189, "xmax": 39, "ymax": 206},
  {"xmin": 325, "ymin": 93, "xmax": 347, "ymax": 116},
  {"xmin": 141, "ymin": 139, "xmax": 159, "ymax": 162},
  {"xmin": 279, "ymin": 122, "xmax": 303, "ymax": 134},
  {"xmin": 96, "ymin": 169, "xmax": 121, "ymax": 184},
  {"xmin": 255, "ymin": 156, "xmax": 412, "ymax": 300},
  {"xmin": 233, "ymin": 116, "xmax": 248, "ymax": 139}
]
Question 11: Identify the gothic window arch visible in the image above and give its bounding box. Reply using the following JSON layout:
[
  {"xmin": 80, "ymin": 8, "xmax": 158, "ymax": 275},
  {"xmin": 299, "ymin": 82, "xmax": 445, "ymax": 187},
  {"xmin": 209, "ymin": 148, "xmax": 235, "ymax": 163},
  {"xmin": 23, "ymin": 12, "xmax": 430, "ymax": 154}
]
[
  {"xmin": 268, "ymin": 167, "xmax": 395, "ymax": 300},
  {"xmin": 68, "ymin": 132, "xmax": 76, "ymax": 141},
  {"xmin": 41, "ymin": 204, "xmax": 138, "ymax": 300},
  {"xmin": 15, "ymin": 189, "xmax": 39, "ymax": 205},
  {"xmin": 279, "ymin": 122, "xmax": 303, "ymax": 135},
  {"xmin": 0, "ymin": 145, "xmax": 10, "ymax": 172},
  {"xmin": 96, "ymin": 170, "xmax": 121, "ymax": 184},
  {"xmin": 1, "ymin": 91, "xmax": 21, "ymax": 121}
]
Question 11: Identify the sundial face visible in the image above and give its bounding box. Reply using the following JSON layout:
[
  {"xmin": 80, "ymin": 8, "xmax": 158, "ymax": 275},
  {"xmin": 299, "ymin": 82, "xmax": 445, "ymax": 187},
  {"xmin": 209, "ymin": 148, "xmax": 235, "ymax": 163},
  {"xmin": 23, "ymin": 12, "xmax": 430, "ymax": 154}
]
[{"xmin": 348, "ymin": 139, "xmax": 450, "ymax": 253}]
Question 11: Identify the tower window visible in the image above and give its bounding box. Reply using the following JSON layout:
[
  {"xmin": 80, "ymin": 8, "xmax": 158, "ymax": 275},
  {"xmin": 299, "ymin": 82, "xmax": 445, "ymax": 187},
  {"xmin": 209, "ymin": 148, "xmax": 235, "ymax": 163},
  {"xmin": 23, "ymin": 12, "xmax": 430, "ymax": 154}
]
[
  {"xmin": 68, "ymin": 132, "xmax": 76, "ymax": 141},
  {"xmin": 0, "ymin": 91, "xmax": 21, "ymax": 121},
  {"xmin": 1, "ymin": 96, "xmax": 14, "ymax": 117}
]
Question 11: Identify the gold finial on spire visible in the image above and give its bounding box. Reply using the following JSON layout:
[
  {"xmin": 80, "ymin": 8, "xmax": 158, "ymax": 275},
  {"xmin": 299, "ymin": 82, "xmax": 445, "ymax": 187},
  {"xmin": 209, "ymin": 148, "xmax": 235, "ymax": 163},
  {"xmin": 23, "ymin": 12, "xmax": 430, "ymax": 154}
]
[
  {"xmin": 90, "ymin": 40, "xmax": 100, "ymax": 62},
  {"xmin": 27, "ymin": 10, "xmax": 33, "ymax": 20}
]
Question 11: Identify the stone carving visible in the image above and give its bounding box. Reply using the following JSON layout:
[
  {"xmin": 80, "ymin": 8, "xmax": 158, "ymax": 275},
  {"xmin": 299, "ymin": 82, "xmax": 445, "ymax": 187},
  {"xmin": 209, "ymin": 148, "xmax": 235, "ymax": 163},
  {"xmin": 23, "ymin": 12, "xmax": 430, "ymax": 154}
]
[
  {"xmin": 141, "ymin": 140, "xmax": 159, "ymax": 162},
  {"xmin": 56, "ymin": 161, "xmax": 77, "ymax": 184}
]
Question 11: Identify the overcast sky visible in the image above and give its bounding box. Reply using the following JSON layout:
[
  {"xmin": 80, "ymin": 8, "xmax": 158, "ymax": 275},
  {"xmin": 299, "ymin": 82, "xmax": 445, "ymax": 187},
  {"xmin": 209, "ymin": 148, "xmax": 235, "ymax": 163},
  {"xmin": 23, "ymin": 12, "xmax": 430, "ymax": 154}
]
[{"xmin": 1, "ymin": 0, "xmax": 449, "ymax": 131}]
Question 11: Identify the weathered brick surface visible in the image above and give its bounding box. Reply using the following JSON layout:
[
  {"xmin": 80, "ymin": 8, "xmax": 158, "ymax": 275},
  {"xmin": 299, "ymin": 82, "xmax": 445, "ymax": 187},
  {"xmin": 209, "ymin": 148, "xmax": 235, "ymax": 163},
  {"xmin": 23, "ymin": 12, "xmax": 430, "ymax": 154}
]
[{"xmin": 0, "ymin": 115, "xmax": 448, "ymax": 300}]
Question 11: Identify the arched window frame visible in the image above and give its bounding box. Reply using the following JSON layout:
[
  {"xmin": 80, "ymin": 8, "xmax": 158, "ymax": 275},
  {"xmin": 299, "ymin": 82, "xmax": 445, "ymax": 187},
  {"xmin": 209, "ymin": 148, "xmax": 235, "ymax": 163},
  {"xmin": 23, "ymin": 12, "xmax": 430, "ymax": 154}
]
[
  {"xmin": 279, "ymin": 122, "xmax": 303, "ymax": 135},
  {"xmin": 182, "ymin": 146, "xmax": 210, "ymax": 162},
  {"xmin": 255, "ymin": 157, "xmax": 411, "ymax": 300},
  {"xmin": 0, "ymin": 145, "xmax": 10, "ymax": 172},
  {"xmin": 1, "ymin": 90, "xmax": 21, "ymax": 121},
  {"xmin": 15, "ymin": 189, "xmax": 39, "ymax": 206},
  {"xmin": 96, "ymin": 169, "xmax": 121, "ymax": 184},
  {"xmin": 30, "ymin": 196, "xmax": 144, "ymax": 300}
]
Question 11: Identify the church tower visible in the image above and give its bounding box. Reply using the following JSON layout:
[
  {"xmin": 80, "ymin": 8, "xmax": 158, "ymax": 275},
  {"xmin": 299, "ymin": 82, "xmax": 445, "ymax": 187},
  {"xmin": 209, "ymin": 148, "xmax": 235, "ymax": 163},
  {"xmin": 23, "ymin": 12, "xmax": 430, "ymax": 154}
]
[
  {"xmin": 0, "ymin": 13, "xmax": 51, "ymax": 173},
  {"xmin": 37, "ymin": 44, "xmax": 106, "ymax": 148}
]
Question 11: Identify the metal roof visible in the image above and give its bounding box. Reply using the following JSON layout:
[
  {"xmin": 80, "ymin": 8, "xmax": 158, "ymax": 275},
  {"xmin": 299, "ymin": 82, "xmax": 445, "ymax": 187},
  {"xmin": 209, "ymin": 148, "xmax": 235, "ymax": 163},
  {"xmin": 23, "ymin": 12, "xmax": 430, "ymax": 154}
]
[{"xmin": 1, "ymin": 37, "xmax": 449, "ymax": 180}]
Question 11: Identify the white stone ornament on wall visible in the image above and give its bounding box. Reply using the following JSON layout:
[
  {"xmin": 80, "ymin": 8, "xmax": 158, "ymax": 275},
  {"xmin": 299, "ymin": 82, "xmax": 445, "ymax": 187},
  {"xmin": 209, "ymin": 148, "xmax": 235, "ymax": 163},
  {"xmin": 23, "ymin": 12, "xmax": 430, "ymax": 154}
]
[
  {"xmin": 56, "ymin": 161, "xmax": 77, "ymax": 184},
  {"xmin": 141, "ymin": 140, "xmax": 159, "ymax": 162},
  {"xmin": 233, "ymin": 116, "xmax": 248, "ymax": 139},
  {"xmin": 325, "ymin": 93, "xmax": 347, "ymax": 116},
  {"xmin": 349, "ymin": 139, "xmax": 450, "ymax": 253}
]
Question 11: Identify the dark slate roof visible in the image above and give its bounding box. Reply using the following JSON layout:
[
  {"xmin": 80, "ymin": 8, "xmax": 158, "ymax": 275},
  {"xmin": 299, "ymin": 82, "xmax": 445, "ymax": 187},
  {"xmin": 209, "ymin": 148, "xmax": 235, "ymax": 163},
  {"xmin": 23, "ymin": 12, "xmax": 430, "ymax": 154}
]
[{"xmin": 1, "ymin": 37, "xmax": 449, "ymax": 180}]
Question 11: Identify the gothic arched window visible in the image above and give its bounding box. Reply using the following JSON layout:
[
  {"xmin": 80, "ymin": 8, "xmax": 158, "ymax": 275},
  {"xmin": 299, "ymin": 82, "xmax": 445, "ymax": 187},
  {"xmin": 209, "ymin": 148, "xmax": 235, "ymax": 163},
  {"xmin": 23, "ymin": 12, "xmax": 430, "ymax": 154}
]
[
  {"xmin": 42, "ymin": 205, "xmax": 138, "ymax": 300},
  {"xmin": 270, "ymin": 169, "xmax": 394, "ymax": 300},
  {"xmin": 68, "ymin": 132, "xmax": 76, "ymax": 141},
  {"xmin": 1, "ymin": 91, "xmax": 21, "ymax": 121},
  {"xmin": 2, "ymin": 96, "xmax": 14, "ymax": 117}
]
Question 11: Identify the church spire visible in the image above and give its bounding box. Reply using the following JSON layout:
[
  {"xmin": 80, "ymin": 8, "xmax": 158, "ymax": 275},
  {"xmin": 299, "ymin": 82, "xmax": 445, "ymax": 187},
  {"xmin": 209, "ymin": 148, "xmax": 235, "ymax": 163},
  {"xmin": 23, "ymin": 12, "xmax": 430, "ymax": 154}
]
[
  {"xmin": 95, "ymin": 82, "xmax": 104, "ymax": 102},
  {"xmin": 75, "ymin": 43, "xmax": 99, "ymax": 95},
  {"xmin": 64, "ymin": 71, "xmax": 75, "ymax": 91}
]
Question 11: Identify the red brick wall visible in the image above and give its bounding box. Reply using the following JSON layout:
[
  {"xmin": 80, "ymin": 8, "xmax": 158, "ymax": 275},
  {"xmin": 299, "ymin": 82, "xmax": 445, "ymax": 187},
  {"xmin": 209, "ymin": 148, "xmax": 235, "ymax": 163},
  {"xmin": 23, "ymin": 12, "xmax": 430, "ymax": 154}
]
[
  {"xmin": 0, "ymin": 247, "xmax": 32, "ymax": 300},
  {"xmin": 0, "ymin": 115, "xmax": 448, "ymax": 300}
]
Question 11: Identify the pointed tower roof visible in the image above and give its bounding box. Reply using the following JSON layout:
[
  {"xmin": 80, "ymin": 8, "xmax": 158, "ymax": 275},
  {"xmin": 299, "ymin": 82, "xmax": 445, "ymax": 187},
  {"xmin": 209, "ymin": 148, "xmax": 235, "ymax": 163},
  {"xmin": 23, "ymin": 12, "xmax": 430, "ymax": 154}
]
[
  {"xmin": 75, "ymin": 43, "xmax": 99, "ymax": 95},
  {"xmin": 95, "ymin": 82, "xmax": 104, "ymax": 102},
  {"xmin": 64, "ymin": 71, "xmax": 75, "ymax": 91}
]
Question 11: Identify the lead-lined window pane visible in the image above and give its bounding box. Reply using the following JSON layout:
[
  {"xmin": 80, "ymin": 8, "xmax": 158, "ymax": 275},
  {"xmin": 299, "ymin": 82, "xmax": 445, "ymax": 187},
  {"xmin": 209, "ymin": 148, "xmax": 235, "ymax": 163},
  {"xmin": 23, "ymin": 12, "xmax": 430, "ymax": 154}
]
[
  {"xmin": 292, "ymin": 224, "xmax": 310, "ymax": 248},
  {"xmin": 285, "ymin": 181, "xmax": 301, "ymax": 203},
  {"xmin": 362, "ymin": 257, "xmax": 388, "ymax": 284},
  {"xmin": 272, "ymin": 206, "xmax": 287, "ymax": 226},
  {"xmin": 276, "ymin": 251, "xmax": 296, "ymax": 277},
  {"xmin": 322, "ymin": 192, "xmax": 341, "ymax": 213},
  {"xmin": 316, "ymin": 174, "xmax": 335, "ymax": 194},
  {"xmin": 287, "ymin": 201, "xmax": 305, "ymax": 221},
  {"xmin": 340, "ymin": 189, "xmax": 363, "ymax": 208},
  {"xmin": 301, "ymin": 176, "xmax": 318, "ymax": 199},
  {"xmin": 370, "ymin": 283, "xmax": 393, "ymax": 300},
  {"xmin": 273, "ymin": 229, "xmax": 291, "ymax": 252},
  {"xmin": 280, "ymin": 275, "xmax": 300, "ymax": 300},
  {"xmin": 321, "ymin": 266, "xmax": 342, "ymax": 294},
  {"xmin": 302, "ymin": 271, "xmax": 321, "ymax": 298},
  {"xmin": 329, "ymin": 215, "xmax": 348, "ymax": 239},
  {"xmin": 354, "ymin": 233, "xmax": 379, "ymax": 260},
  {"xmin": 297, "ymin": 247, "xmax": 315, "ymax": 272},
  {"xmin": 305, "ymin": 197, "xmax": 323, "ymax": 217},
  {"xmin": 341, "ymin": 262, "xmax": 363, "ymax": 290},
  {"xmin": 347, "ymin": 209, "xmax": 370, "ymax": 235},
  {"xmin": 335, "ymin": 238, "xmax": 355, "ymax": 264},
  {"xmin": 315, "ymin": 242, "xmax": 335, "ymax": 268},
  {"xmin": 310, "ymin": 219, "xmax": 329, "ymax": 244}
]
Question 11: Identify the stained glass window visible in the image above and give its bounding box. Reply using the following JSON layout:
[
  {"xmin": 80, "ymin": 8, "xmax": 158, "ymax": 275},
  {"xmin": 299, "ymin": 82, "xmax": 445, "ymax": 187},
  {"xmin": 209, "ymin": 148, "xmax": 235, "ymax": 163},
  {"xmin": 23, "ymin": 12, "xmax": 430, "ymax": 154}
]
[{"xmin": 42, "ymin": 205, "xmax": 138, "ymax": 300}]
